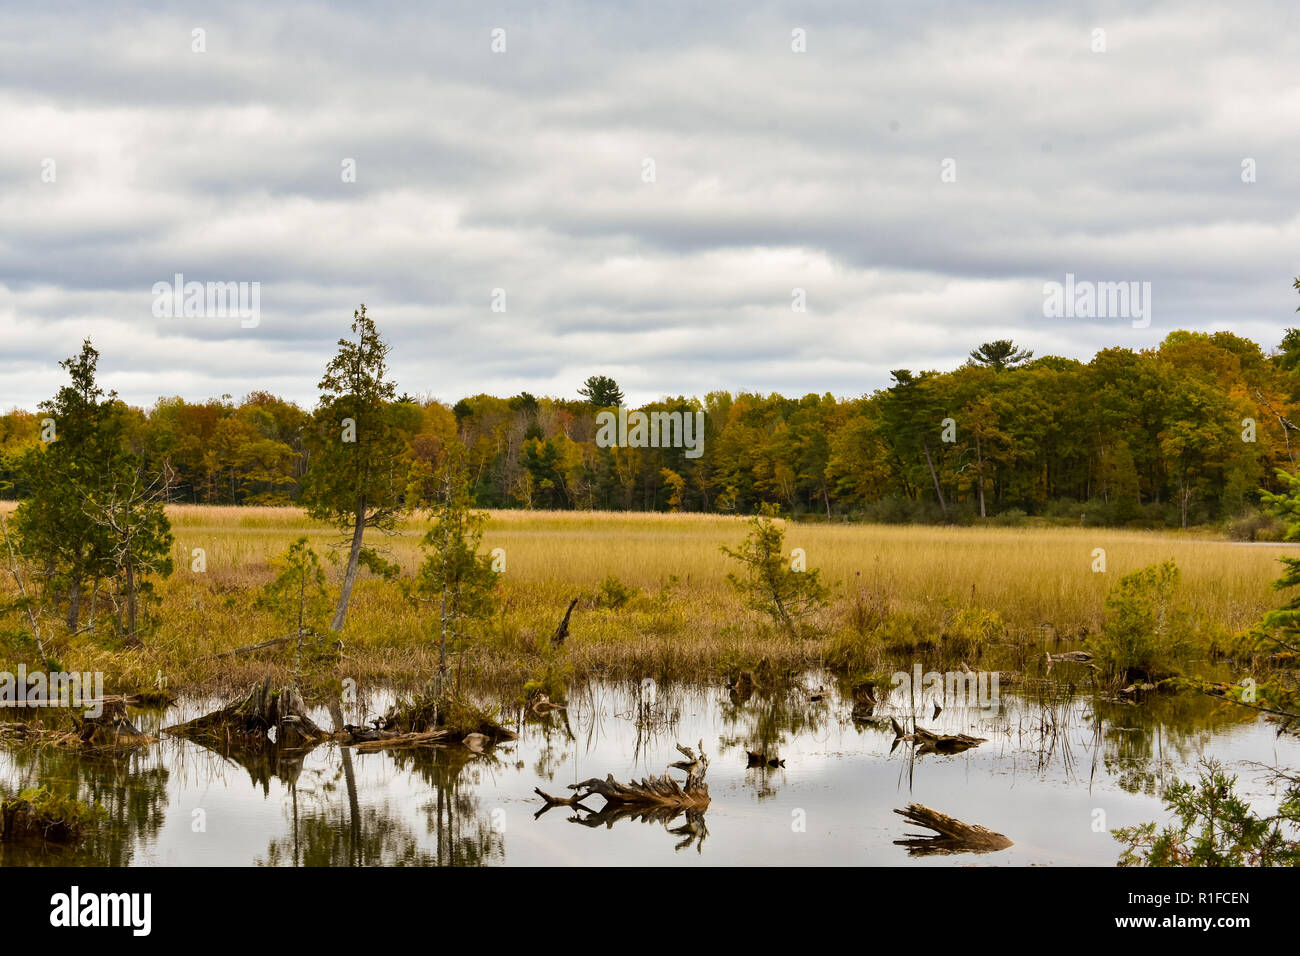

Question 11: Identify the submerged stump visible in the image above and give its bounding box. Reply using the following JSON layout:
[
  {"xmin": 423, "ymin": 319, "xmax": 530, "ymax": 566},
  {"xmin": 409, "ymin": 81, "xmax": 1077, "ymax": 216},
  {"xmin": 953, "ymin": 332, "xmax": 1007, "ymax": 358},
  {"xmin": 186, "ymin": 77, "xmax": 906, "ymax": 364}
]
[{"xmin": 165, "ymin": 677, "xmax": 329, "ymax": 752}]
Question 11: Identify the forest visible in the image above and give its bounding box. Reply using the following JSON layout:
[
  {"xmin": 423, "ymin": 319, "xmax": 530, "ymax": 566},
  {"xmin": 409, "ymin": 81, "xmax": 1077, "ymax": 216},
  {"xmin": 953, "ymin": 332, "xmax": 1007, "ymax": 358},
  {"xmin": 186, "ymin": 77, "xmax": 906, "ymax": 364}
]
[{"xmin": 4, "ymin": 302, "xmax": 1300, "ymax": 531}]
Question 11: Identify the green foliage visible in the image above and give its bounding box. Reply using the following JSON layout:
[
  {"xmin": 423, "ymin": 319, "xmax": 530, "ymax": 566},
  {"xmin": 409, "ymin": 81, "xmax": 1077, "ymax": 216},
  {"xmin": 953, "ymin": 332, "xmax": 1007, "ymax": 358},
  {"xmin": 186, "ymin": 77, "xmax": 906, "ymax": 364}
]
[
  {"xmin": 12, "ymin": 340, "xmax": 173, "ymax": 639},
  {"xmin": 721, "ymin": 504, "xmax": 829, "ymax": 638},
  {"xmin": 1091, "ymin": 560, "xmax": 1189, "ymax": 682},
  {"xmin": 1, "ymin": 786, "xmax": 107, "ymax": 845},
  {"xmin": 1249, "ymin": 468, "xmax": 1300, "ymax": 714},
  {"xmin": 1114, "ymin": 760, "xmax": 1300, "ymax": 866},
  {"xmin": 413, "ymin": 447, "xmax": 500, "ymax": 684},
  {"xmin": 577, "ymin": 374, "xmax": 624, "ymax": 408},
  {"xmin": 969, "ymin": 339, "xmax": 1033, "ymax": 370},
  {"xmin": 300, "ymin": 305, "xmax": 412, "ymax": 630},
  {"xmin": 258, "ymin": 538, "xmax": 337, "ymax": 681},
  {"xmin": 595, "ymin": 575, "xmax": 637, "ymax": 610}
]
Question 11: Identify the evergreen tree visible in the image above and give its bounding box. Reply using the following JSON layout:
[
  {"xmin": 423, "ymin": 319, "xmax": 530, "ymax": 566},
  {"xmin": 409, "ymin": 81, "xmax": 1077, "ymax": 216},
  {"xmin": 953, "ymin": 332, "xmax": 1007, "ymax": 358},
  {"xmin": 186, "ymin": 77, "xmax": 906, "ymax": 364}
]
[
  {"xmin": 300, "ymin": 306, "xmax": 409, "ymax": 632},
  {"xmin": 14, "ymin": 340, "xmax": 130, "ymax": 629},
  {"xmin": 413, "ymin": 447, "xmax": 499, "ymax": 698},
  {"xmin": 577, "ymin": 375, "xmax": 624, "ymax": 408}
]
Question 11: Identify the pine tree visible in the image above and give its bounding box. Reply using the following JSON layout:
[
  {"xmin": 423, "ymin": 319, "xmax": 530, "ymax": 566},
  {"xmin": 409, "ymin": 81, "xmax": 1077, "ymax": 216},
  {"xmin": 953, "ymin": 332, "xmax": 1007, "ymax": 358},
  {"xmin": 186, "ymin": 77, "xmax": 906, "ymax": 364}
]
[
  {"xmin": 721, "ymin": 504, "xmax": 828, "ymax": 638},
  {"xmin": 300, "ymin": 306, "xmax": 409, "ymax": 632},
  {"xmin": 14, "ymin": 340, "xmax": 131, "ymax": 629},
  {"xmin": 413, "ymin": 447, "xmax": 499, "ymax": 699}
]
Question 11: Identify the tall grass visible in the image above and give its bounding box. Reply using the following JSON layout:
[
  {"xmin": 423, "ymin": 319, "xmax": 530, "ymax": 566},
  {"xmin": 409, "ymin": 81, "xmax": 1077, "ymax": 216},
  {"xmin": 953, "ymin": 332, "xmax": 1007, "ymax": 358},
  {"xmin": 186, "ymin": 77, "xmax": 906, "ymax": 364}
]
[{"xmin": 0, "ymin": 504, "xmax": 1290, "ymax": 692}]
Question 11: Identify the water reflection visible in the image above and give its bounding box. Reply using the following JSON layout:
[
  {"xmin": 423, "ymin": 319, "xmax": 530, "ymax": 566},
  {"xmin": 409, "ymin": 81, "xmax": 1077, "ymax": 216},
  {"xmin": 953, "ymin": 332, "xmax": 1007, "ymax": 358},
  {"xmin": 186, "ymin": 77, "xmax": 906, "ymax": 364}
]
[{"xmin": 1, "ymin": 672, "xmax": 1296, "ymax": 866}]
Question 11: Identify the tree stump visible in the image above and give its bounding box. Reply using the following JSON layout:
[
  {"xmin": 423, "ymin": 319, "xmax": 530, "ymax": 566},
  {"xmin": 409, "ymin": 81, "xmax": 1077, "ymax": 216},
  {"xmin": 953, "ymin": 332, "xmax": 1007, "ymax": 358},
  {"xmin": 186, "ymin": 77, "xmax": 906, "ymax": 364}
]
[{"xmin": 165, "ymin": 677, "xmax": 329, "ymax": 752}]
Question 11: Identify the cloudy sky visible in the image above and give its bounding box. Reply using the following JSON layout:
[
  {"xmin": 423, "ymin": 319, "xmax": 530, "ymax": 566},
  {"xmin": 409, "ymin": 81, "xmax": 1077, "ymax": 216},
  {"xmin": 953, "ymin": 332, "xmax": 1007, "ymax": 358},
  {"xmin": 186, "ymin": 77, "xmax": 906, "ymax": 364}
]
[{"xmin": 2, "ymin": 0, "xmax": 1298, "ymax": 411}]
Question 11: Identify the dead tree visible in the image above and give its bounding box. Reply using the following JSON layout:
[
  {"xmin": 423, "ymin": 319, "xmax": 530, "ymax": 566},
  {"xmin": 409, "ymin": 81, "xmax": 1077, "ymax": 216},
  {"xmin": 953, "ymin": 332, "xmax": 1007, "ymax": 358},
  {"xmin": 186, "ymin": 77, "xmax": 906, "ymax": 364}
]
[
  {"xmin": 551, "ymin": 597, "xmax": 579, "ymax": 646},
  {"xmin": 891, "ymin": 718, "xmax": 987, "ymax": 754},
  {"xmin": 536, "ymin": 741, "xmax": 710, "ymax": 810},
  {"xmin": 894, "ymin": 803, "xmax": 1013, "ymax": 855}
]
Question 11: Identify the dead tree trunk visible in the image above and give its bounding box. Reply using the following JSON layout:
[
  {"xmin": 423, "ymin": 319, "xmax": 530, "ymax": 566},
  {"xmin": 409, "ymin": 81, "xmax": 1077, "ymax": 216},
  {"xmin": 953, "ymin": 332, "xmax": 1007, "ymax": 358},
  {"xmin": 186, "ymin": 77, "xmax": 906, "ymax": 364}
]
[
  {"xmin": 536, "ymin": 741, "xmax": 710, "ymax": 810},
  {"xmin": 551, "ymin": 597, "xmax": 579, "ymax": 646},
  {"xmin": 893, "ymin": 803, "xmax": 1012, "ymax": 854}
]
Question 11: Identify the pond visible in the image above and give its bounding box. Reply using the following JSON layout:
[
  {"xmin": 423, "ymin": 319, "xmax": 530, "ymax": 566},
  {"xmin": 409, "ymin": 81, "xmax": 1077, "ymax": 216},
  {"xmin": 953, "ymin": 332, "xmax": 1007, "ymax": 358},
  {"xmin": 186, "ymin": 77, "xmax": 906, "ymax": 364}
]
[{"xmin": 2, "ymin": 672, "xmax": 1297, "ymax": 866}]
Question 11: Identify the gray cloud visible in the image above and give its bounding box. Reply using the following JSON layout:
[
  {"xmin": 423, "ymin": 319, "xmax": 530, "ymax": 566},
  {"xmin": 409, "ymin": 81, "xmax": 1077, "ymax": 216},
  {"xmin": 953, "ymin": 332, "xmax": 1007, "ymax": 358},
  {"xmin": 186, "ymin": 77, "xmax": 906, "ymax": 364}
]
[{"xmin": 2, "ymin": 0, "xmax": 1298, "ymax": 411}]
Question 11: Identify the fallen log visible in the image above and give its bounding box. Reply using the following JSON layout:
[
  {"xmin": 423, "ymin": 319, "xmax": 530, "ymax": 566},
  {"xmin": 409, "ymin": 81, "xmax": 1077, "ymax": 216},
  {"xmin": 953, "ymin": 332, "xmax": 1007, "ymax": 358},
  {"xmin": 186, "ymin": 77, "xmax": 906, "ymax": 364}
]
[
  {"xmin": 891, "ymin": 718, "xmax": 986, "ymax": 754},
  {"xmin": 893, "ymin": 803, "xmax": 1013, "ymax": 855},
  {"xmin": 343, "ymin": 729, "xmax": 457, "ymax": 752},
  {"xmin": 1045, "ymin": 650, "xmax": 1095, "ymax": 671},
  {"xmin": 539, "ymin": 741, "xmax": 711, "ymax": 811}
]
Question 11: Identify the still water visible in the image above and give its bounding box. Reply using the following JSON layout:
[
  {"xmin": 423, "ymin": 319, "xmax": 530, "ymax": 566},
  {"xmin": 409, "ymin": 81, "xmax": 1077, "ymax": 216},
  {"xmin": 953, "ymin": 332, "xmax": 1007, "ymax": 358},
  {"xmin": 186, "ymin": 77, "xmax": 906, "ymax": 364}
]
[{"xmin": 3, "ymin": 674, "xmax": 1297, "ymax": 866}]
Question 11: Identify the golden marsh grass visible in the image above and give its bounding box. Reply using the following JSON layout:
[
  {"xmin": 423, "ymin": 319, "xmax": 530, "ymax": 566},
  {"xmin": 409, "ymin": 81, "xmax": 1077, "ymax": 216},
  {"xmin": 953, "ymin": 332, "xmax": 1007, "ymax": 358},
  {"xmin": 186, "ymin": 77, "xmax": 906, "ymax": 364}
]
[{"xmin": 0, "ymin": 502, "xmax": 1291, "ymax": 692}]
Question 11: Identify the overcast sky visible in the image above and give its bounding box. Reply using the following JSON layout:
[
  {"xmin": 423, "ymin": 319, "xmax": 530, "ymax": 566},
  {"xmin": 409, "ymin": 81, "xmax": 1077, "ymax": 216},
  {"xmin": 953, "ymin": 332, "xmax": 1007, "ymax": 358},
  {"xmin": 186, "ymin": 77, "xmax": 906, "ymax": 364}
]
[{"xmin": 2, "ymin": 0, "xmax": 1298, "ymax": 411}]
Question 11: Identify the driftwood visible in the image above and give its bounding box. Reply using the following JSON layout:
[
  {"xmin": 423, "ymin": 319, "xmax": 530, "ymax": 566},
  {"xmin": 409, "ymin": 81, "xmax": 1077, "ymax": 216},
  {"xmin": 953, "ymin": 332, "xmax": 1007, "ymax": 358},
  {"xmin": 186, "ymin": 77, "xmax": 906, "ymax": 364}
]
[
  {"xmin": 164, "ymin": 677, "xmax": 329, "ymax": 751},
  {"xmin": 551, "ymin": 598, "xmax": 579, "ymax": 646},
  {"xmin": 534, "ymin": 742, "xmax": 711, "ymax": 852},
  {"xmin": 342, "ymin": 728, "xmax": 457, "ymax": 752},
  {"xmin": 536, "ymin": 741, "xmax": 711, "ymax": 811},
  {"xmin": 893, "ymin": 803, "xmax": 1013, "ymax": 855},
  {"xmin": 891, "ymin": 718, "xmax": 986, "ymax": 754},
  {"xmin": 530, "ymin": 694, "xmax": 565, "ymax": 716},
  {"xmin": 1045, "ymin": 650, "xmax": 1095, "ymax": 671}
]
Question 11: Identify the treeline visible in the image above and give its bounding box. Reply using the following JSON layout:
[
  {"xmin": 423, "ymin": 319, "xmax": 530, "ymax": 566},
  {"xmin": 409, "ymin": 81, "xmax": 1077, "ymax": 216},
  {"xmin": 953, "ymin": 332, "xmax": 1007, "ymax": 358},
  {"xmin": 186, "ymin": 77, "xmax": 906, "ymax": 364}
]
[{"xmin": 5, "ymin": 309, "xmax": 1300, "ymax": 529}]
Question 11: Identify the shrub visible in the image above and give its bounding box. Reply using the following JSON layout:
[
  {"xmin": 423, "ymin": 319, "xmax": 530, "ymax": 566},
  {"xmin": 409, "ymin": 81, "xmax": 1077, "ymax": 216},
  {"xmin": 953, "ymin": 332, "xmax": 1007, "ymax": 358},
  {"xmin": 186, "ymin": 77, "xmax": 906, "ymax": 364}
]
[
  {"xmin": 1091, "ymin": 560, "xmax": 1189, "ymax": 682},
  {"xmin": 594, "ymin": 575, "xmax": 637, "ymax": 610},
  {"xmin": 940, "ymin": 607, "xmax": 1004, "ymax": 659},
  {"xmin": 1226, "ymin": 509, "xmax": 1285, "ymax": 542},
  {"xmin": 988, "ymin": 507, "xmax": 1028, "ymax": 527},
  {"xmin": 721, "ymin": 504, "xmax": 829, "ymax": 638},
  {"xmin": 0, "ymin": 786, "xmax": 106, "ymax": 845},
  {"xmin": 1115, "ymin": 760, "xmax": 1300, "ymax": 866}
]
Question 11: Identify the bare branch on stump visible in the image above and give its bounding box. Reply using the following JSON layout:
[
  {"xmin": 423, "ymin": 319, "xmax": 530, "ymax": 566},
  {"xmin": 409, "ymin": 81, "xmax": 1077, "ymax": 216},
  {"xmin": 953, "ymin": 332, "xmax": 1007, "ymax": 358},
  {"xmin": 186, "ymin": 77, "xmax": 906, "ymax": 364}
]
[{"xmin": 893, "ymin": 803, "xmax": 1013, "ymax": 855}]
